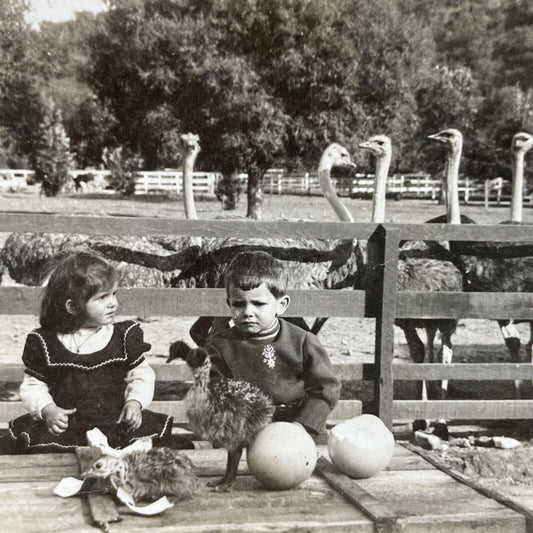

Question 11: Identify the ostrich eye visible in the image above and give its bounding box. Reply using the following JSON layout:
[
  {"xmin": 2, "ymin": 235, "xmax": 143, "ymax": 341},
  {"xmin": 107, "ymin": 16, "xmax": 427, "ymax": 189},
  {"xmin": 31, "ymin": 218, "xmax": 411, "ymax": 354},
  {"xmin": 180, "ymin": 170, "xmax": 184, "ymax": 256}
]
[{"xmin": 94, "ymin": 462, "xmax": 102, "ymax": 469}]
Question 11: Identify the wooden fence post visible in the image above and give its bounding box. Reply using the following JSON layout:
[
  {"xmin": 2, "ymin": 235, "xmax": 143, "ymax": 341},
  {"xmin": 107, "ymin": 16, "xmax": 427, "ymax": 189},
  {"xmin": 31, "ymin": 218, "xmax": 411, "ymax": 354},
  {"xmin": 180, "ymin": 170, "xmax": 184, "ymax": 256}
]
[{"xmin": 365, "ymin": 224, "xmax": 400, "ymax": 430}]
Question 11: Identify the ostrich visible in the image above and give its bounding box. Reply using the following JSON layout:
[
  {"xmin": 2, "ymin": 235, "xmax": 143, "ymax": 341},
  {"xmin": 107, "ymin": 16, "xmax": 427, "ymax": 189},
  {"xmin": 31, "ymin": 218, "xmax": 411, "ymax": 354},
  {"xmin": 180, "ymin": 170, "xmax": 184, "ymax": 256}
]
[
  {"xmin": 359, "ymin": 135, "xmax": 462, "ymax": 407},
  {"xmin": 0, "ymin": 133, "xmax": 206, "ymax": 287},
  {"xmin": 495, "ymin": 132, "xmax": 533, "ymax": 386},
  {"xmin": 180, "ymin": 143, "xmax": 361, "ymax": 344},
  {"xmin": 430, "ymin": 129, "xmax": 533, "ymax": 397},
  {"xmin": 169, "ymin": 342, "xmax": 274, "ymax": 492},
  {"xmin": 82, "ymin": 446, "xmax": 199, "ymax": 503}
]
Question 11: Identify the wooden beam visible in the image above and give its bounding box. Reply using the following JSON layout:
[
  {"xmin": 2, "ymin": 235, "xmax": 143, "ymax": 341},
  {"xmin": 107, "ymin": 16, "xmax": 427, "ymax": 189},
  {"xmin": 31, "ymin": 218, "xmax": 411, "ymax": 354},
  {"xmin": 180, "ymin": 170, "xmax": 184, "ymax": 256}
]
[
  {"xmin": 387, "ymin": 222, "xmax": 533, "ymax": 242},
  {"xmin": 315, "ymin": 456, "xmax": 399, "ymax": 533},
  {"xmin": 393, "ymin": 363, "xmax": 533, "ymax": 381},
  {"xmin": 0, "ymin": 361, "xmax": 375, "ymax": 382},
  {"xmin": 0, "ymin": 213, "xmax": 374, "ymax": 240},
  {"xmin": 394, "ymin": 400, "xmax": 533, "ymax": 420},
  {"xmin": 0, "ymin": 286, "xmax": 367, "ymax": 318},
  {"xmin": 0, "ymin": 399, "xmax": 362, "ymax": 425},
  {"xmin": 396, "ymin": 292, "xmax": 533, "ymax": 320},
  {"xmin": 402, "ymin": 442, "xmax": 533, "ymax": 526},
  {"xmin": 367, "ymin": 225, "xmax": 400, "ymax": 430},
  {"xmin": 75, "ymin": 447, "xmax": 120, "ymax": 532}
]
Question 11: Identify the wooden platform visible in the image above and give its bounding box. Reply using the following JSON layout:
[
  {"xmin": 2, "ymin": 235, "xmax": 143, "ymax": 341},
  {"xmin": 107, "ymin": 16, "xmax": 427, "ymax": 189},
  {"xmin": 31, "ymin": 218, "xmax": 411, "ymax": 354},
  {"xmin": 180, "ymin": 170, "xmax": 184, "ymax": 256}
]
[{"xmin": 0, "ymin": 444, "xmax": 528, "ymax": 533}]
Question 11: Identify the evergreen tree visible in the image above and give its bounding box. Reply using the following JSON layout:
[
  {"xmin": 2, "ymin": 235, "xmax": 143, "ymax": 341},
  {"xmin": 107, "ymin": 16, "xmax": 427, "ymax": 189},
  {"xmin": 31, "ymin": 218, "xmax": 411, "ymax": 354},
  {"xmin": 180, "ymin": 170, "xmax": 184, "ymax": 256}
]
[{"xmin": 34, "ymin": 104, "xmax": 75, "ymax": 196}]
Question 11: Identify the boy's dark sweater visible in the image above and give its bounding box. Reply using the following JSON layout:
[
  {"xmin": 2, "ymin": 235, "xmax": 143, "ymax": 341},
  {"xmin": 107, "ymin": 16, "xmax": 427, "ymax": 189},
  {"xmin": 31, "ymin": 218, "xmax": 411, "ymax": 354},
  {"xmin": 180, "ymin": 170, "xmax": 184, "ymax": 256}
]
[{"xmin": 204, "ymin": 319, "xmax": 341, "ymax": 433}]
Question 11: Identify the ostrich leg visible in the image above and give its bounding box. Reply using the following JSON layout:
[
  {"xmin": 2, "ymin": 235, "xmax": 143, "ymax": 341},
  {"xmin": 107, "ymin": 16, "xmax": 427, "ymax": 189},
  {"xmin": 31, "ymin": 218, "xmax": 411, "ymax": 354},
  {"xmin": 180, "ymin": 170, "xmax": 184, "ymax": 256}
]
[
  {"xmin": 498, "ymin": 320, "xmax": 523, "ymax": 398},
  {"xmin": 208, "ymin": 445, "xmax": 243, "ymax": 492},
  {"xmin": 402, "ymin": 326, "xmax": 433, "ymax": 432}
]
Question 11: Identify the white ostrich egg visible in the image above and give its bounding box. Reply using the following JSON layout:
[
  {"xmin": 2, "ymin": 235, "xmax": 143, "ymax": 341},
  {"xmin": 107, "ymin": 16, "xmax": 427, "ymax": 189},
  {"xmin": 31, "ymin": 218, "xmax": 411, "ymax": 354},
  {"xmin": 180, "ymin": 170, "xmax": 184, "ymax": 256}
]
[
  {"xmin": 327, "ymin": 414, "xmax": 394, "ymax": 478},
  {"xmin": 247, "ymin": 422, "xmax": 318, "ymax": 490}
]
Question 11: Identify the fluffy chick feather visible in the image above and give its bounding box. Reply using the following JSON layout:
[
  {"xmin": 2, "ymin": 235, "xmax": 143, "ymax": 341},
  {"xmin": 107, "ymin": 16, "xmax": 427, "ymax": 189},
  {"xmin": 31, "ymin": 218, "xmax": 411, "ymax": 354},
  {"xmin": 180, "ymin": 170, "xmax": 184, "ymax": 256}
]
[
  {"xmin": 169, "ymin": 340, "xmax": 274, "ymax": 491},
  {"xmin": 82, "ymin": 447, "xmax": 199, "ymax": 503}
]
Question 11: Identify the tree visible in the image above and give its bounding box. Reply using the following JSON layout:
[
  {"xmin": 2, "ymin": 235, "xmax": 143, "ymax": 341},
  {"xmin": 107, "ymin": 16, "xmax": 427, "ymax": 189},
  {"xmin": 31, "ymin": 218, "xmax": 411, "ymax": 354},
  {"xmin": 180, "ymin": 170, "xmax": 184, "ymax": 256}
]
[
  {"xmin": 88, "ymin": 0, "xmax": 436, "ymax": 216},
  {"xmin": 34, "ymin": 103, "xmax": 76, "ymax": 196},
  {"xmin": 32, "ymin": 12, "xmax": 112, "ymax": 167},
  {"xmin": 416, "ymin": 65, "xmax": 483, "ymax": 175},
  {"xmin": 102, "ymin": 146, "xmax": 144, "ymax": 197},
  {"xmin": 0, "ymin": 0, "xmax": 45, "ymax": 166},
  {"xmin": 493, "ymin": 1, "xmax": 533, "ymax": 90}
]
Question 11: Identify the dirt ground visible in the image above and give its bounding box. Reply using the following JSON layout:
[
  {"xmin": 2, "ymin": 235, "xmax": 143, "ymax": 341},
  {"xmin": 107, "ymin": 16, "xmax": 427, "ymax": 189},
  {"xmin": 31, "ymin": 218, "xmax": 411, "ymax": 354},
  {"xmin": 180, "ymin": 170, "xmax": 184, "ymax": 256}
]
[{"xmin": 2, "ymin": 189, "xmax": 533, "ymax": 492}]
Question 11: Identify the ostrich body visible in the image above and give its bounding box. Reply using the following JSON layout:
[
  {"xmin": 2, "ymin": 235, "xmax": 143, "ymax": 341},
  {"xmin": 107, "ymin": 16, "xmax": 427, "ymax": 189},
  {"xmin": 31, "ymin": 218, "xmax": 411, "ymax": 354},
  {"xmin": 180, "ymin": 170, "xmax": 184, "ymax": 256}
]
[
  {"xmin": 1, "ymin": 134, "xmax": 204, "ymax": 287},
  {"xmin": 82, "ymin": 447, "xmax": 199, "ymax": 503},
  {"xmin": 171, "ymin": 341, "xmax": 274, "ymax": 491},
  {"xmin": 431, "ymin": 129, "xmax": 533, "ymax": 396},
  {"xmin": 359, "ymin": 135, "xmax": 462, "ymax": 403}
]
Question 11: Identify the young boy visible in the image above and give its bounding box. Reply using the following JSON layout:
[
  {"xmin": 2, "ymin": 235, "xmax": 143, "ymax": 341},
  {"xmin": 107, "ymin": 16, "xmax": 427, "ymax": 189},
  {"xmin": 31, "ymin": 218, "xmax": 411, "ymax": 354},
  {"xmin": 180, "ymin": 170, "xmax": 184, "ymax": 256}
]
[{"xmin": 203, "ymin": 250, "xmax": 340, "ymax": 437}]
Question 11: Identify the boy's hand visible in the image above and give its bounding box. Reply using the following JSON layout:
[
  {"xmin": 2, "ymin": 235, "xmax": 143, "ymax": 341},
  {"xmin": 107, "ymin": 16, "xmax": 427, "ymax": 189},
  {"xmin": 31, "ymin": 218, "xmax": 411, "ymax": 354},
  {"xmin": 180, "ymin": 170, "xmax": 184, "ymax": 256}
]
[
  {"xmin": 41, "ymin": 404, "xmax": 77, "ymax": 435},
  {"xmin": 118, "ymin": 400, "xmax": 142, "ymax": 430}
]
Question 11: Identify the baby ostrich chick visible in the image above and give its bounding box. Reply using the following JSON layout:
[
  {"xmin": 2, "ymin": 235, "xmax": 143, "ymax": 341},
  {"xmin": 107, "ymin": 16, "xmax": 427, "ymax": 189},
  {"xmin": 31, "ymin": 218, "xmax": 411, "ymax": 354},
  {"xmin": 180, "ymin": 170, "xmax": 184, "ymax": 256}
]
[
  {"xmin": 82, "ymin": 447, "xmax": 199, "ymax": 503},
  {"xmin": 169, "ymin": 340, "xmax": 275, "ymax": 491}
]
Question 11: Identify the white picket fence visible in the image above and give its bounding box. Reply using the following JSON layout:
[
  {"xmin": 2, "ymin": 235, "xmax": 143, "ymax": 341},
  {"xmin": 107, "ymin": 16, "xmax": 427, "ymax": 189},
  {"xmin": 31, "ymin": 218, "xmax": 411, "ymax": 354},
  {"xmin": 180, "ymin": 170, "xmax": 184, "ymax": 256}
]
[
  {"xmin": 1, "ymin": 168, "xmax": 530, "ymax": 206},
  {"xmin": 262, "ymin": 171, "xmax": 441, "ymax": 198},
  {"xmin": 134, "ymin": 171, "xmax": 221, "ymax": 195}
]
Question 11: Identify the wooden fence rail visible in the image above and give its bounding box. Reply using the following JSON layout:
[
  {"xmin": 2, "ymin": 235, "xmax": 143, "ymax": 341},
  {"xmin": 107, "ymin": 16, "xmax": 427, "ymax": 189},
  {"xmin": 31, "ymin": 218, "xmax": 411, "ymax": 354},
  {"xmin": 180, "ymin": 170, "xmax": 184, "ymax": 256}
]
[{"xmin": 1, "ymin": 214, "xmax": 533, "ymax": 430}]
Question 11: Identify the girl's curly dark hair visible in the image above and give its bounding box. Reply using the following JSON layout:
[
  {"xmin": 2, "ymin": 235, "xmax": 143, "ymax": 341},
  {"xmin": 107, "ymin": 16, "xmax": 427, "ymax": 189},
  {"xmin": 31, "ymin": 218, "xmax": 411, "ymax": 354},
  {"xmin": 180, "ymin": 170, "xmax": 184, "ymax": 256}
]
[{"xmin": 40, "ymin": 252, "xmax": 118, "ymax": 333}]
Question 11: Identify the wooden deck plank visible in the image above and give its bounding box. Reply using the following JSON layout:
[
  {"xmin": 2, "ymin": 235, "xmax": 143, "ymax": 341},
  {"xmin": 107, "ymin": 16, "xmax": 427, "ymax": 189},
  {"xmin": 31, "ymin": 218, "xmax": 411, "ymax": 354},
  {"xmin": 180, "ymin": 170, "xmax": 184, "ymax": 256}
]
[
  {"xmin": 76, "ymin": 447, "xmax": 121, "ymax": 532},
  {"xmin": 0, "ymin": 480, "xmax": 95, "ymax": 533},
  {"xmin": 104, "ymin": 475, "xmax": 373, "ymax": 533},
  {"xmin": 0, "ymin": 446, "xmax": 527, "ymax": 533}
]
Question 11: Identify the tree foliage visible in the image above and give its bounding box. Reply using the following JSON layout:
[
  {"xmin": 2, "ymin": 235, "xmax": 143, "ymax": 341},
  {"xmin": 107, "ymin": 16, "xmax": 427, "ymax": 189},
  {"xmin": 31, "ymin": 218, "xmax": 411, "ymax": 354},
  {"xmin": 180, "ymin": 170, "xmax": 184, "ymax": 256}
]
[
  {"xmin": 34, "ymin": 103, "xmax": 75, "ymax": 196},
  {"xmin": 0, "ymin": 0, "xmax": 45, "ymax": 166},
  {"xmin": 102, "ymin": 146, "xmax": 144, "ymax": 197},
  {"xmin": 1, "ymin": 0, "xmax": 532, "ymax": 205}
]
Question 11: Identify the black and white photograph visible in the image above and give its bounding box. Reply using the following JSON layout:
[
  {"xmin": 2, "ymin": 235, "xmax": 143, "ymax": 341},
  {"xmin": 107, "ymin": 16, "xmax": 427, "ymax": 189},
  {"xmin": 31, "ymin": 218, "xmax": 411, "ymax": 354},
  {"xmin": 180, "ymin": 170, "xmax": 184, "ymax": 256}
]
[{"xmin": 1, "ymin": 0, "xmax": 532, "ymax": 531}]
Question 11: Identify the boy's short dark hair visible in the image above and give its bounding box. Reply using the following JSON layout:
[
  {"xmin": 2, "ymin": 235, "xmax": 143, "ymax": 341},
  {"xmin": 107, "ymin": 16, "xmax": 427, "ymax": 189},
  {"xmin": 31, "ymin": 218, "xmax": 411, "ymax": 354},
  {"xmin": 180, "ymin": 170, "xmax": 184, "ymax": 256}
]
[{"xmin": 224, "ymin": 251, "xmax": 288, "ymax": 298}]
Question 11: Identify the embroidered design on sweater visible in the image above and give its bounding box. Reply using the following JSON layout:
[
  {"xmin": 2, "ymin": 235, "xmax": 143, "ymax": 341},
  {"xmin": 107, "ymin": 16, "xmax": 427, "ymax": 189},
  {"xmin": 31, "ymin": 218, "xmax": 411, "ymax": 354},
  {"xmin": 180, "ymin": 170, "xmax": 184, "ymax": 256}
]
[{"xmin": 262, "ymin": 344, "xmax": 276, "ymax": 369}]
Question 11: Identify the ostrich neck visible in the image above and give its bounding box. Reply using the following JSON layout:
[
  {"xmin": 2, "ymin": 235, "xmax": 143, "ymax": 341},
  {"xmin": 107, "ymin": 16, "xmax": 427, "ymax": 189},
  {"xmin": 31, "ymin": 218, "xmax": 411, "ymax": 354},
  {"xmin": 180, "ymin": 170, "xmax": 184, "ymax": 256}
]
[
  {"xmin": 511, "ymin": 151, "xmax": 524, "ymax": 223},
  {"xmin": 183, "ymin": 153, "xmax": 198, "ymax": 220},
  {"xmin": 318, "ymin": 165, "xmax": 354, "ymax": 222},
  {"xmin": 371, "ymin": 154, "xmax": 390, "ymax": 223},
  {"xmin": 446, "ymin": 149, "xmax": 461, "ymax": 224}
]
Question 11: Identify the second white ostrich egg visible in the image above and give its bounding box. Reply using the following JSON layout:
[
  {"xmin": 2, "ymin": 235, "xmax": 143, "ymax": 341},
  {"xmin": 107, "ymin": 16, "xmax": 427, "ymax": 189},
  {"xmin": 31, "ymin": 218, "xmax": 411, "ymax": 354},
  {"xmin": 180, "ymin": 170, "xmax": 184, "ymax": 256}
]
[{"xmin": 327, "ymin": 414, "xmax": 394, "ymax": 478}]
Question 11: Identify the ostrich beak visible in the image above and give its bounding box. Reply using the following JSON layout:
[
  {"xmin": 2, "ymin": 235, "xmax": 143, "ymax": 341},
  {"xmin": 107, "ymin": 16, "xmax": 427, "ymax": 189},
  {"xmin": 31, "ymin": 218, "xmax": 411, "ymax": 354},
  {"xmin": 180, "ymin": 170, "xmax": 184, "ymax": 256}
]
[
  {"xmin": 428, "ymin": 132, "xmax": 445, "ymax": 143},
  {"xmin": 358, "ymin": 141, "xmax": 372, "ymax": 150}
]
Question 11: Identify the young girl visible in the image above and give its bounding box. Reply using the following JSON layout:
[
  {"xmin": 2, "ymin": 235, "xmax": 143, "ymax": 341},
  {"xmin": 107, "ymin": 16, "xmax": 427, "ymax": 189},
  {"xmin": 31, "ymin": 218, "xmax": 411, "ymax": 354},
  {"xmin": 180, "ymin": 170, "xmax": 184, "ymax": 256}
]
[{"xmin": 7, "ymin": 252, "xmax": 172, "ymax": 452}]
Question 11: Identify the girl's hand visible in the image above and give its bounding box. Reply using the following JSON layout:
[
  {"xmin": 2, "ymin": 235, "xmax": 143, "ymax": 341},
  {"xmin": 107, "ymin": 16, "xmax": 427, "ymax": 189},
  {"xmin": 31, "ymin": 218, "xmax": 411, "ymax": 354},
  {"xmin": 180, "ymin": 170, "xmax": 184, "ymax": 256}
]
[
  {"xmin": 41, "ymin": 404, "xmax": 77, "ymax": 435},
  {"xmin": 118, "ymin": 400, "xmax": 142, "ymax": 430}
]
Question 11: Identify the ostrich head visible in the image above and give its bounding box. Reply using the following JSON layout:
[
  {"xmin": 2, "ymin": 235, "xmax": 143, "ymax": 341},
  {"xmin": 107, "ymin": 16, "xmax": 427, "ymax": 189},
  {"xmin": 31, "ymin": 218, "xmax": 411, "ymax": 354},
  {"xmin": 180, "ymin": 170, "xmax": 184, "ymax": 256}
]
[
  {"xmin": 512, "ymin": 132, "xmax": 533, "ymax": 156},
  {"xmin": 428, "ymin": 128, "xmax": 463, "ymax": 155},
  {"xmin": 319, "ymin": 143, "xmax": 356, "ymax": 172},
  {"xmin": 180, "ymin": 133, "xmax": 201, "ymax": 160},
  {"xmin": 358, "ymin": 135, "xmax": 391, "ymax": 159},
  {"xmin": 82, "ymin": 455, "xmax": 127, "ymax": 486}
]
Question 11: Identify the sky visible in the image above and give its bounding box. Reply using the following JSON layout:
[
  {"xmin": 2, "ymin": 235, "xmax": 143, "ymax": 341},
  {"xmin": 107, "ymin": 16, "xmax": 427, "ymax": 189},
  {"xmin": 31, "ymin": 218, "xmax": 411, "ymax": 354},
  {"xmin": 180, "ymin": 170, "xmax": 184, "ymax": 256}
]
[{"xmin": 27, "ymin": 0, "xmax": 107, "ymax": 25}]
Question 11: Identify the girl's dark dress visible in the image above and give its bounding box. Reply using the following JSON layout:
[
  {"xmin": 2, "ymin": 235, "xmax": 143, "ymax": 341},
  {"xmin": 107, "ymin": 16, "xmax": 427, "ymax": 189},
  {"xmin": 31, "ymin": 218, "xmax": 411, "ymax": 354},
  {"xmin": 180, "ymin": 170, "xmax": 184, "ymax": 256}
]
[{"xmin": 8, "ymin": 320, "xmax": 172, "ymax": 451}]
